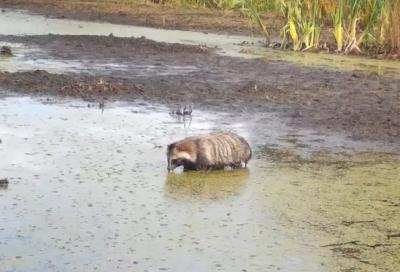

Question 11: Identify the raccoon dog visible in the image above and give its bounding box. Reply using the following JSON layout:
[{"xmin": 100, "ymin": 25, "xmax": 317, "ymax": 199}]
[{"xmin": 167, "ymin": 132, "xmax": 251, "ymax": 172}]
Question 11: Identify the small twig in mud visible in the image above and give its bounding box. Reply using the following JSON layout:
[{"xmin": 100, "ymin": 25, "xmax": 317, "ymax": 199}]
[
  {"xmin": 183, "ymin": 105, "xmax": 192, "ymax": 116},
  {"xmin": 322, "ymin": 240, "xmax": 394, "ymax": 249},
  {"xmin": 378, "ymin": 199, "xmax": 400, "ymax": 207},
  {"xmin": 365, "ymin": 243, "xmax": 395, "ymax": 248},
  {"xmin": 321, "ymin": 240, "xmax": 360, "ymax": 247},
  {"xmin": 169, "ymin": 104, "xmax": 193, "ymax": 128},
  {"xmin": 330, "ymin": 247, "xmax": 376, "ymax": 266},
  {"xmin": 342, "ymin": 220, "xmax": 375, "ymax": 226},
  {"xmin": 99, "ymin": 101, "xmax": 105, "ymax": 113},
  {"xmin": 0, "ymin": 178, "xmax": 8, "ymax": 184},
  {"xmin": 350, "ymin": 257, "xmax": 375, "ymax": 266},
  {"xmin": 387, "ymin": 233, "xmax": 400, "ymax": 239},
  {"xmin": 0, "ymin": 178, "xmax": 9, "ymax": 188},
  {"xmin": 170, "ymin": 104, "xmax": 193, "ymax": 116}
]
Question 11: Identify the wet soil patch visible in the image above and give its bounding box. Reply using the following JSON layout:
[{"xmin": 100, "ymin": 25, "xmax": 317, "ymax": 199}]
[
  {"xmin": 0, "ymin": 34, "xmax": 399, "ymax": 149},
  {"xmin": 3, "ymin": 34, "xmax": 212, "ymax": 57},
  {"xmin": 0, "ymin": 70, "xmax": 145, "ymax": 99},
  {"xmin": 0, "ymin": 45, "xmax": 13, "ymax": 56}
]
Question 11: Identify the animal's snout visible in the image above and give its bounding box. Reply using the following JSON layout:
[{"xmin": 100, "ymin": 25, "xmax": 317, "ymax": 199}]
[
  {"xmin": 167, "ymin": 164, "xmax": 177, "ymax": 172},
  {"xmin": 167, "ymin": 162, "xmax": 175, "ymax": 172}
]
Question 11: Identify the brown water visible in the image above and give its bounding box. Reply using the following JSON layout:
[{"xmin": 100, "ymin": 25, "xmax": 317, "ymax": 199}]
[{"xmin": 1, "ymin": 96, "xmax": 399, "ymax": 272}]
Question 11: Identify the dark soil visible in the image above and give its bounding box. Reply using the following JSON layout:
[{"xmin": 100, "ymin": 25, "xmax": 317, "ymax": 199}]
[
  {"xmin": 6, "ymin": 34, "xmax": 211, "ymax": 56},
  {"xmin": 0, "ymin": 70, "xmax": 145, "ymax": 99},
  {"xmin": 0, "ymin": 34, "xmax": 399, "ymax": 149},
  {"xmin": 0, "ymin": 46, "xmax": 13, "ymax": 56},
  {"xmin": 3, "ymin": 34, "xmax": 212, "ymax": 58}
]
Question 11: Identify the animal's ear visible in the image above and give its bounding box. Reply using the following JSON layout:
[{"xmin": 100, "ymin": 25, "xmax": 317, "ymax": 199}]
[{"xmin": 167, "ymin": 143, "xmax": 175, "ymax": 151}]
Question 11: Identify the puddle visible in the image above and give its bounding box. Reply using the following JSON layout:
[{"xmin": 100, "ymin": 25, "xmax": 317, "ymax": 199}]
[
  {"xmin": 0, "ymin": 96, "xmax": 399, "ymax": 271},
  {"xmin": 0, "ymin": 42, "xmax": 85, "ymax": 73}
]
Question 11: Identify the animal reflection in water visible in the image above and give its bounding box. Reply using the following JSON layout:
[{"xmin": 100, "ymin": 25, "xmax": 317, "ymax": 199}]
[
  {"xmin": 167, "ymin": 132, "xmax": 252, "ymax": 172},
  {"xmin": 165, "ymin": 169, "xmax": 250, "ymax": 200},
  {"xmin": 169, "ymin": 104, "xmax": 192, "ymax": 128}
]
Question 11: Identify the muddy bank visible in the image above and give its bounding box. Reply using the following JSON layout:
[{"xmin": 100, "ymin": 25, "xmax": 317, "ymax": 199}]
[
  {"xmin": 3, "ymin": 34, "xmax": 212, "ymax": 58},
  {"xmin": 0, "ymin": 0, "xmax": 281, "ymax": 36},
  {"xmin": 0, "ymin": 34, "xmax": 399, "ymax": 150},
  {"xmin": 0, "ymin": 70, "xmax": 145, "ymax": 99},
  {"xmin": 3, "ymin": 1, "xmax": 400, "ymax": 59}
]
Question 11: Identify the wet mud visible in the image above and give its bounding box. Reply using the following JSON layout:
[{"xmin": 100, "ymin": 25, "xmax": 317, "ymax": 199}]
[
  {"xmin": 0, "ymin": 45, "xmax": 12, "ymax": 56},
  {"xmin": 1, "ymin": 34, "xmax": 399, "ymax": 148}
]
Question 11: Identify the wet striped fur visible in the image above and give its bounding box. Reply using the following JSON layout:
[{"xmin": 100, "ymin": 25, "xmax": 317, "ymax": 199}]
[{"xmin": 167, "ymin": 132, "xmax": 252, "ymax": 172}]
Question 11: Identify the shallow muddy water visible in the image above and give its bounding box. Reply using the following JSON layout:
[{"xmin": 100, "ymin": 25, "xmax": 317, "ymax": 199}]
[{"xmin": 1, "ymin": 96, "xmax": 399, "ymax": 272}]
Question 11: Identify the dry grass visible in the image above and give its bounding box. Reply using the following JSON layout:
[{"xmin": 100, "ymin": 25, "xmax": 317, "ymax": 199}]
[{"xmin": 385, "ymin": 0, "xmax": 400, "ymax": 53}]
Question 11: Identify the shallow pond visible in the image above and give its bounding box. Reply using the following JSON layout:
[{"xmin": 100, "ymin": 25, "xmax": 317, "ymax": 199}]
[{"xmin": 1, "ymin": 96, "xmax": 399, "ymax": 272}]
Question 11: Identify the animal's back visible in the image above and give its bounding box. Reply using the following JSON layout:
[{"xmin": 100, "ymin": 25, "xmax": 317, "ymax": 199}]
[{"xmin": 193, "ymin": 132, "xmax": 251, "ymax": 168}]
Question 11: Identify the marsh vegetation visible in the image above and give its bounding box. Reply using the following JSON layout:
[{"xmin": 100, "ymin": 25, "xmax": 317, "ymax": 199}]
[{"xmin": 151, "ymin": 0, "xmax": 400, "ymax": 54}]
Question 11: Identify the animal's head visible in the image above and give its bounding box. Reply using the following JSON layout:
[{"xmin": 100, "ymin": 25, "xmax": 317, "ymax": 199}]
[{"xmin": 167, "ymin": 143, "xmax": 193, "ymax": 172}]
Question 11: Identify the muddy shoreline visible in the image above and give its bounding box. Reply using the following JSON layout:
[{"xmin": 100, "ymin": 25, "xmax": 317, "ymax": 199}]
[
  {"xmin": 0, "ymin": 0, "xmax": 281, "ymax": 36},
  {"xmin": 1, "ymin": 34, "xmax": 399, "ymax": 151},
  {"xmin": 2, "ymin": 0, "xmax": 400, "ymax": 60}
]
